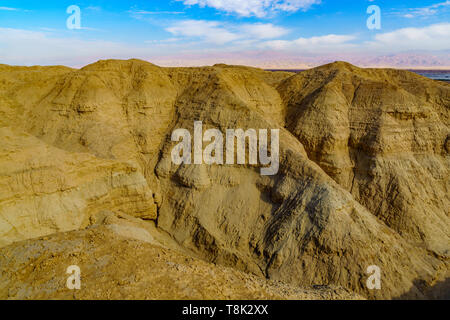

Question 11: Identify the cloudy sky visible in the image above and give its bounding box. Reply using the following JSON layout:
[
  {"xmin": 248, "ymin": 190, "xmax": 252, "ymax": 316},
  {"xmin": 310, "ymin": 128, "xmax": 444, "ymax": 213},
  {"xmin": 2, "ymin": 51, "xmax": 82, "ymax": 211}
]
[{"xmin": 0, "ymin": 0, "xmax": 449, "ymax": 68}]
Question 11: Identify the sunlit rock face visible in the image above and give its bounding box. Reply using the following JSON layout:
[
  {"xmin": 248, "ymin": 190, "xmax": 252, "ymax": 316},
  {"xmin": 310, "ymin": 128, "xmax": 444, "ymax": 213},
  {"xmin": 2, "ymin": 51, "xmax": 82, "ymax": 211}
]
[{"xmin": 0, "ymin": 60, "xmax": 448, "ymax": 299}]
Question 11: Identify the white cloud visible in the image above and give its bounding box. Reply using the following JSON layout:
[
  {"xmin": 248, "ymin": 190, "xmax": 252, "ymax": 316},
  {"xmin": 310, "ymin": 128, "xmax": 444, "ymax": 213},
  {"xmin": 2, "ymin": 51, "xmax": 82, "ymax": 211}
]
[
  {"xmin": 241, "ymin": 23, "xmax": 288, "ymax": 39},
  {"xmin": 179, "ymin": 0, "xmax": 320, "ymax": 17},
  {"xmin": 0, "ymin": 28, "xmax": 157, "ymax": 67},
  {"xmin": 166, "ymin": 20, "xmax": 289, "ymax": 44},
  {"xmin": 1, "ymin": 22, "xmax": 448, "ymax": 69},
  {"xmin": 166, "ymin": 20, "xmax": 240, "ymax": 44},
  {"xmin": 128, "ymin": 10, "xmax": 184, "ymax": 15},
  {"xmin": 273, "ymin": 0, "xmax": 321, "ymax": 12},
  {"xmin": 370, "ymin": 23, "xmax": 450, "ymax": 51},
  {"xmin": 400, "ymin": 1, "xmax": 450, "ymax": 18},
  {"xmin": 263, "ymin": 34, "xmax": 356, "ymax": 51},
  {"xmin": 0, "ymin": 6, "xmax": 19, "ymax": 11}
]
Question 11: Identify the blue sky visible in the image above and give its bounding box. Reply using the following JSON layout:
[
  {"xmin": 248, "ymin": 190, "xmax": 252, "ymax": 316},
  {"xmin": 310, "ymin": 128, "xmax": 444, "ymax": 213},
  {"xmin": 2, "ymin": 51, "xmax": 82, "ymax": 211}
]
[{"xmin": 0, "ymin": 0, "xmax": 449, "ymax": 68}]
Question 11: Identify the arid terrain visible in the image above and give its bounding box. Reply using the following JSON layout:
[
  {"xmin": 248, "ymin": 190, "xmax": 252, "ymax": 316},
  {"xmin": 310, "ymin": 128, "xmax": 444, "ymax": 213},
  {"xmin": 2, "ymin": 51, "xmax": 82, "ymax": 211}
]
[{"xmin": 0, "ymin": 60, "xmax": 448, "ymax": 300}]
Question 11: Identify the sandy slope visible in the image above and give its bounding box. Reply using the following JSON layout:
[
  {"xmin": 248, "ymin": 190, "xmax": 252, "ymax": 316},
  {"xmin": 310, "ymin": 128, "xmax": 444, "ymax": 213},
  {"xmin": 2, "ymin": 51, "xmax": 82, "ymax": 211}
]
[{"xmin": 0, "ymin": 60, "xmax": 448, "ymax": 299}]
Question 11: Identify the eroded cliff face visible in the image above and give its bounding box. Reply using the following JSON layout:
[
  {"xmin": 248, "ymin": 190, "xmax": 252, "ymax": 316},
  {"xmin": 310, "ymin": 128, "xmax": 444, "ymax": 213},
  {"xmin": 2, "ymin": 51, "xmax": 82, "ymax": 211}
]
[
  {"xmin": 278, "ymin": 62, "xmax": 450, "ymax": 255},
  {"xmin": 0, "ymin": 60, "xmax": 448, "ymax": 299},
  {"xmin": 0, "ymin": 127, "xmax": 157, "ymax": 248}
]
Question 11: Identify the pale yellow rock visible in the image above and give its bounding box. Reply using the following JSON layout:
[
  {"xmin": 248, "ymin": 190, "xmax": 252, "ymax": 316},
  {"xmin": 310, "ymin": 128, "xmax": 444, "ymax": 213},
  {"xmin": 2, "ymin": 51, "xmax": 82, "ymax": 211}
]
[
  {"xmin": 176, "ymin": 165, "xmax": 211, "ymax": 189},
  {"xmin": 278, "ymin": 61, "xmax": 450, "ymax": 256},
  {"xmin": 0, "ymin": 59, "xmax": 448, "ymax": 300},
  {"xmin": 0, "ymin": 127, "xmax": 157, "ymax": 247},
  {"xmin": 0, "ymin": 226, "xmax": 362, "ymax": 300}
]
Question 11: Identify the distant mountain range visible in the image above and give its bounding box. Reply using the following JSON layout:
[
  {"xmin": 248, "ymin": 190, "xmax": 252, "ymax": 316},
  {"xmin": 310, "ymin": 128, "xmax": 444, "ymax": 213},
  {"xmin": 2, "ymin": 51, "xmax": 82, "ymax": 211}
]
[
  {"xmin": 265, "ymin": 69, "xmax": 450, "ymax": 82},
  {"xmin": 151, "ymin": 52, "xmax": 450, "ymax": 70}
]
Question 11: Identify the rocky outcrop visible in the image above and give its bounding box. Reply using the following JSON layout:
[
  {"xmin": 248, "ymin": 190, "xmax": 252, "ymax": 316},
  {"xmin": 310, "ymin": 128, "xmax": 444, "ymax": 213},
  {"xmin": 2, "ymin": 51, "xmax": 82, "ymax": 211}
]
[
  {"xmin": 0, "ymin": 59, "xmax": 448, "ymax": 299},
  {"xmin": 0, "ymin": 127, "xmax": 157, "ymax": 247},
  {"xmin": 277, "ymin": 62, "xmax": 450, "ymax": 255},
  {"xmin": 0, "ymin": 221, "xmax": 361, "ymax": 300}
]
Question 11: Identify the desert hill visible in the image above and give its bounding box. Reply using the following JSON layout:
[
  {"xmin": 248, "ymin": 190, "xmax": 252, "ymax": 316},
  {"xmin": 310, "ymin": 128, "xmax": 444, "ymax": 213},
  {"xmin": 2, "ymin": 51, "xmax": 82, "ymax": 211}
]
[{"xmin": 0, "ymin": 59, "xmax": 448, "ymax": 299}]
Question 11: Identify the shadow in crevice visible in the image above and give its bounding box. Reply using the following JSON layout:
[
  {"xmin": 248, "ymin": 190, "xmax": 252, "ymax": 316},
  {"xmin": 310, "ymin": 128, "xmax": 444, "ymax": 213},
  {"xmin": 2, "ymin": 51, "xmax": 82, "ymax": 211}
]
[{"xmin": 394, "ymin": 278, "xmax": 450, "ymax": 300}]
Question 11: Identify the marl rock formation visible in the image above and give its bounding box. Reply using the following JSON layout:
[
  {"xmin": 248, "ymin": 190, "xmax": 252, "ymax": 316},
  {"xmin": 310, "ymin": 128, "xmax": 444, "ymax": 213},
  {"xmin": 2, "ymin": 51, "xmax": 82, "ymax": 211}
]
[{"xmin": 0, "ymin": 60, "xmax": 448, "ymax": 299}]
